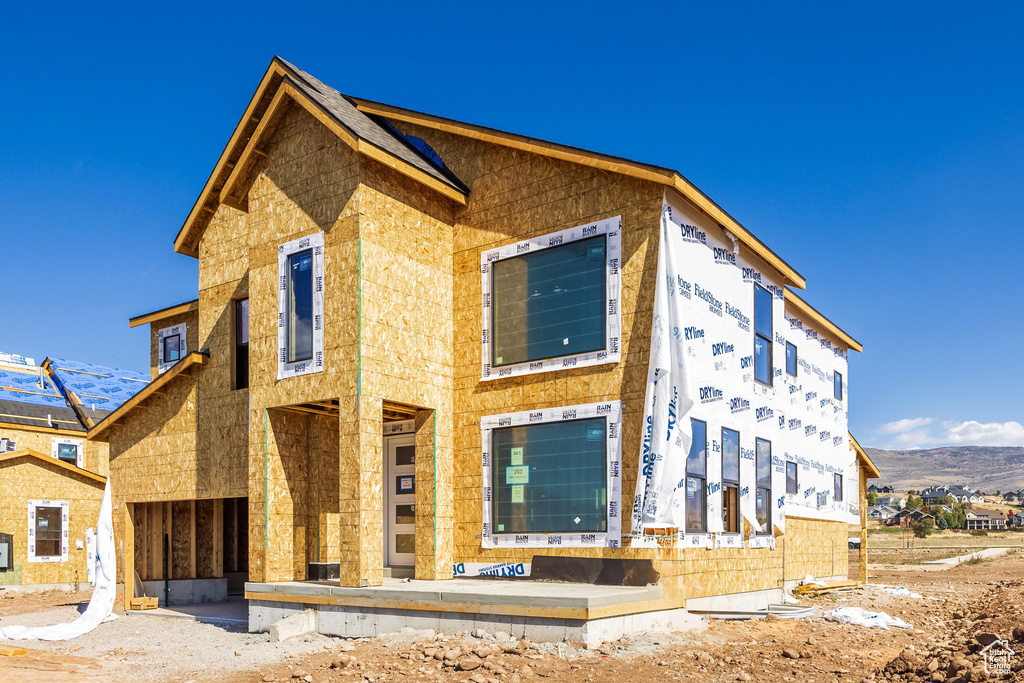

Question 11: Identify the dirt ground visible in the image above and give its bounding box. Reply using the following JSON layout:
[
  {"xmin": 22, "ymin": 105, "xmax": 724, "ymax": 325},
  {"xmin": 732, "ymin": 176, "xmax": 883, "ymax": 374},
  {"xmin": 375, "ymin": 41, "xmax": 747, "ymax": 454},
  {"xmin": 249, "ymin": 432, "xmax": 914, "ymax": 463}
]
[{"xmin": 4, "ymin": 551, "xmax": 1024, "ymax": 683}]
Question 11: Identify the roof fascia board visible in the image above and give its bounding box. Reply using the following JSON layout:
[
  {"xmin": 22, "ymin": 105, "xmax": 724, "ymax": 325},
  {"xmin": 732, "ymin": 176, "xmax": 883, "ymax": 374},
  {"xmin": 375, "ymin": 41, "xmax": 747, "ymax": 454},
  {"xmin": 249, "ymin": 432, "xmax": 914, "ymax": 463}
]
[
  {"xmin": 0, "ymin": 419, "xmax": 85, "ymax": 435},
  {"xmin": 849, "ymin": 433, "xmax": 881, "ymax": 479},
  {"xmin": 353, "ymin": 98, "xmax": 805, "ymax": 289},
  {"xmin": 174, "ymin": 65, "xmax": 284, "ymax": 257},
  {"xmin": 0, "ymin": 449, "xmax": 107, "ymax": 485},
  {"xmin": 784, "ymin": 288, "xmax": 863, "ymax": 352},
  {"xmin": 128, "ymin": 299, "xmax": 200, "ymax": 328},
  {"xmin": 88, "ymin": 352, "xmax": 207, "ymax": 441}
]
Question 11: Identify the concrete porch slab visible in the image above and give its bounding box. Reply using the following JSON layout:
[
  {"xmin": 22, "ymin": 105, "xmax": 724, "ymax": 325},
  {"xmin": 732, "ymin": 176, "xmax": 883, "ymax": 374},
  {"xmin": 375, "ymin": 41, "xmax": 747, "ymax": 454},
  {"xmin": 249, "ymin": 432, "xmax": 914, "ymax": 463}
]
[
  {"xmin": 245, "ymin": 577, "xmax": 665, "ymax": 619},
  {"xmin": 245, "ymin": 578, "xmax": 689, "ymax": 644}
]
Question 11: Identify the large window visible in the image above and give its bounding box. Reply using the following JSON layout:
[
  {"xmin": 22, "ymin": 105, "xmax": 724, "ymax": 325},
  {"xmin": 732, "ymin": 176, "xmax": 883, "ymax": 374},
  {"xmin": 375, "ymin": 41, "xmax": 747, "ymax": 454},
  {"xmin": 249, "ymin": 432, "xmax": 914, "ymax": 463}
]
[
  {"xmin": 834, "ymin": 473, "xmax": 844, "ymax": 502},
  {"xmin": 492, "ymin": 235, "xmax": 605, "ymax": 367},
  {"xmin": 287, "ymin": 250, "xmax": 314, "ymax": 364},
  {"xmin": 755, "ymin": 438, "xmax": 771, "ymax": 532},
  {"xmin": 234, "ymin": 298, "xmax": 249, "ymax": 390},
  {"xmin": 481, "ymin": 401, "xmax": 621, "ymax": 547},
  {"xmin": 491, "ymin": 418, "xmax": 606, "ymax": 534},
  {"xmin": 277, "ymin": 232, "xmax": 324, "ymax": 379},
  {"xmin": 834, "ymin": 370, "xmax": 843, "ymax": 400},
  {"xmin": 722, "ymin": 428, "xmax": 740, "ymax": 533},
  {"xmin": 786, "ymin": 461, "xmax": 799, "ymax": 494},
  {"xmin": 786, "ymin": 342, "xmax": 797, "ymax": 376},
  {"xmin": 753, "ymin": 284, "xmax": 773, "ymax": 385},
  {"xmin": 480, "ymin": 217, "xmax": 621, "ymax": 380},
  {"xmin": 28, "ymin": 500, "xmax": 68, "ymax": 562},
  {"xmin": 685, "ymin": 419, "xmax": 707, "ymax": 533}
]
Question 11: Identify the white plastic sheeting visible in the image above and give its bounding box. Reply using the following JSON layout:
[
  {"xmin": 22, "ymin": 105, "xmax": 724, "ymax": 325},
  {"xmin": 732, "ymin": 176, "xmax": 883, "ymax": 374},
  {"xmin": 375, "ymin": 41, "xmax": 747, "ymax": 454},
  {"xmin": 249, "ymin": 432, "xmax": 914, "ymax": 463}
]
[
  {"xmin": 826, "ymin": 606, "xmax": 911, "ymax": 630},
  {"xmin": 0, "ymin": 482, "xmax": 117, "ymax": 641},
  {"xmin": 882, "ymin": 586, "xmax": 924, "ymax": 599},
  {"xmin": 631, "ymin": 205, "xmax": 696, "ymax": 531}
]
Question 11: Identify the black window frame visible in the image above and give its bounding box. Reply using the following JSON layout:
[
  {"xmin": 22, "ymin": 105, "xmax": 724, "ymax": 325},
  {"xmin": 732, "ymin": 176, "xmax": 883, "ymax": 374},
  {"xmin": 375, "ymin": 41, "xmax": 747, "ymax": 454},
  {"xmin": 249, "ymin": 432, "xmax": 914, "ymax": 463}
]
[
  {"xmin": 753, "ymin": 283, "xmax": 773, "ymax": 386},
  {"xmin": 234, "ymin": 298, "xmax": 249, "ymax": 390},
  {"xmin": 162, "ymin": 333, "xmax": 181, "ymax": 364},
  {"xmin": 721, "ymin": 427, "xmax": 740, "ymax": 534},
  {"xmin": 786, "ymin": 461, "xmax": 799, "ymax": 495},
  {"xmin": 286, "ymin": 249, "xmax": 315, "ymax": 365},
  {"xmin": 786, "ymin": 342, "xmax": 798, "ymax": 377},
  {"xmin": 755, "ymin": 438, "xmax": 772, "ymax": 534},
  {"xmin": 834, "ymin": 473, "xmax": 844, "ymax": 502},
  {"xmin": 489, "ymin": 234, "xmax": 608, "ymax": 369},
  {"xmin": 834, "ymin": 370, "xmax": 843, "ymax": 401},
  {"xmin": 685, "ymin": 419, "xmax": 708, "ymax": 533}
]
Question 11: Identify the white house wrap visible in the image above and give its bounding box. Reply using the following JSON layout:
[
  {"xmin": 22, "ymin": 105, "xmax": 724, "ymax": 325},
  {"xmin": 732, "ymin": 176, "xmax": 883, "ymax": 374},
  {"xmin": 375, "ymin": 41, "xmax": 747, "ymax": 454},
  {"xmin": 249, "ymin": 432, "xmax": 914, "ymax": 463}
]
[{"xmin": 631, "ymin": 206, "xmax": 696, "ymax": 532}]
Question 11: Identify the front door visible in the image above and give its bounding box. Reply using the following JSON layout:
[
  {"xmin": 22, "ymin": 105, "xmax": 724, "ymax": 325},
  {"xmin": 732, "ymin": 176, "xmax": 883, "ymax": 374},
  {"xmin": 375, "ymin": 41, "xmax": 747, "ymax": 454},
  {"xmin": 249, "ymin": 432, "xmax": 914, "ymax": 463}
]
[{"xmin": 384, "ymin": 434, "xmax": 416, "ymax": 567}]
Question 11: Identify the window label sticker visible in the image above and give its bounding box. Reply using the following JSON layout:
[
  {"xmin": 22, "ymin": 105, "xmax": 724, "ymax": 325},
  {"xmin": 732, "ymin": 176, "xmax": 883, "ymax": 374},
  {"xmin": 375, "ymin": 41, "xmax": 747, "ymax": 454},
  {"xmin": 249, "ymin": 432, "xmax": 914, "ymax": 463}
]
[
  {"xmin": 510, "ymin": 447, "xmax": 523, "ymax": 466},
  {"xmin": 587, "ymin": 425, "xmax": 604, "ymax": 441},
  {"xmin": 505, "ymin": 465, "xmax": 529, "ymax": 485},
  {"xmin": 511, "ymin": 485, "xmax": 524, "ymax": 503},
  {"xmin": 398, "ymin": 476, "xmax": 414, "ymax": 492}
]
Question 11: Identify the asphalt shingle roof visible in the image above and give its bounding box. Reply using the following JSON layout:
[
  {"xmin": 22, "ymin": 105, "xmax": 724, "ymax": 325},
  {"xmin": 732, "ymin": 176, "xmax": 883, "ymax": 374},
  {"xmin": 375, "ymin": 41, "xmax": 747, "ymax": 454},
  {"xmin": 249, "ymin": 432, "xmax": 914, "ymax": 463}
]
[{"xmin": 277, "ymin": 59, "xmax": 468, "ymax": 195}]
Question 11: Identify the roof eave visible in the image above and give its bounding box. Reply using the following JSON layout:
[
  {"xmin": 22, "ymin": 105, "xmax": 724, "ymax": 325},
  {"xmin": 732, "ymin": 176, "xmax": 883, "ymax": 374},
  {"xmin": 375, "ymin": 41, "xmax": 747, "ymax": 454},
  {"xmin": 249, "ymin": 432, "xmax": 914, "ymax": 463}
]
[
  {"xmin": 88, "ymin": 351, "xmax": 208, "ymax": 441},
  {"xmin": 129, "ymin": 299, "xmax": 200, "ymax": 328},
  {"xmin": 174, "ymin": 58, "xmax": 467, "ymax": 259},
  {"xmin": 849, "ymin": 433, "xmax": 881, "ymax": 479},
  {"xmin": 352, "ymin": 97, "xmax": 807, "ymax": 289},
  {"xmin": 785, "ymin": 288, "xmax": 863, "ymax": 352}
]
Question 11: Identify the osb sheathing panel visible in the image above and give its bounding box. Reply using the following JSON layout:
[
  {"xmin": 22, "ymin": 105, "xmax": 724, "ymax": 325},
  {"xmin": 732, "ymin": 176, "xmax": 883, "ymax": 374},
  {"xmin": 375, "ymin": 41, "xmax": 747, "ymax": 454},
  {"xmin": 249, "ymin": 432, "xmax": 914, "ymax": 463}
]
[
  {"xmin": 780, "ymin": 517, "xmax": 849, "ymax": 582},
  {"xmin": 0, "ymin": 457, "xmax": 104, "ymax": 586},
  {"xmin": 242, "ymin": 105, "xmax": 363, "ymax": 583},
  {"xmin": 149, "ymin": 310, "xmax": 200, "ymax": 380},
  {"xmin": 0, "ymin": 425, "xmax": 108, "ymax": 478},
  {"xmin": 107, "ymin": 373, "xmax": 200, "ymax": 504},
  {"xmin": 389, "ymin": 119, "xmax": 664, "ymax": 573}
]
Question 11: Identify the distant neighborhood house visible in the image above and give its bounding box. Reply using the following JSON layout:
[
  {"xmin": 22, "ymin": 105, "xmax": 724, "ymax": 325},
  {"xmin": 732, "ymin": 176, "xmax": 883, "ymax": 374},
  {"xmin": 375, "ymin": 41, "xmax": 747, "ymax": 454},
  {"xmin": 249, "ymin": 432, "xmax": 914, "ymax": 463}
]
[
  {"xmin": 964, "ymin": 509, "xmax": 1006, "ymax": 531},
  {"xmin": 868, "ymin": 484, "xmax": 895, "ymax": 494},
  {"xmin": 875, "ymin": 494, "xmax": 906, "ymax": 510},
  {"xmin": 867, "ymin": 505, "xmax": 897, "ymax": 521},
  {"xmin": 891, "ymin": 509, "xmax": 934, "ymax": 528},
  {"xmin": 920, "ymin": 485, "xmax": 982, "ymax": 505}
]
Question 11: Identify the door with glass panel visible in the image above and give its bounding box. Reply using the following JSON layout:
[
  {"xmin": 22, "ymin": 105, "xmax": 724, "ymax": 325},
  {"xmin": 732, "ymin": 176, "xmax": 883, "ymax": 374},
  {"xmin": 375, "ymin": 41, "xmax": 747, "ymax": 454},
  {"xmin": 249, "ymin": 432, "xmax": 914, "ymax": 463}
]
[{"xmin": 384, "ymin": 434, "xmax": 416, "ymax": 567}]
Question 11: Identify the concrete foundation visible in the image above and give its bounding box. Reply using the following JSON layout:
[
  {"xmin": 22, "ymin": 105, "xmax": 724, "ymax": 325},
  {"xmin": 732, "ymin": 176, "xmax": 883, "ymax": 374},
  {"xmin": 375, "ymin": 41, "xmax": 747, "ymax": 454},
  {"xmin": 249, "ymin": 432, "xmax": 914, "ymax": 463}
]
[
  {"xmin": 246, "ymin": 578, "xmax": 702, "ymax": 646},
  {"xmin": 142, "ymin": 577, "xmax": 228, "ymax": 606},
  {"xmin": 685, "ymin": 586, "xmax": 785, "ymax": 613},
  {"xmin": 249, "ymin": 599, "xmax": 700, "ymax": 646}
]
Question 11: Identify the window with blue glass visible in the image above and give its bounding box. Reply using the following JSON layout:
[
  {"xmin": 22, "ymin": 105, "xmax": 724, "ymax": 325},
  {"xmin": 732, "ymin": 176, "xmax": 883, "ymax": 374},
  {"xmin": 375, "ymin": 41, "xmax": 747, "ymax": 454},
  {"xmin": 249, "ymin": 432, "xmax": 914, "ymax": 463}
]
[
  {"xmin": 753, "ymin": 284, "xmax": 772, "ymax": 385},
  {"xmin": 491, "ymin": 418, "xmax": 607, "ymax": 534},
  {"xmin": 686, "ymin": 419, "xmax": 707, "ymax": 533},
  {"xmin": 287, "ymin": 250, "xmax": 313, "ymax": 364},
  {"xmin": 491, "ymin": 235, "xmax": 606, "ymax": 367},
  {"xmin": 786, "ymin": 342, "xmax": 797, "ymax": 377},
  {"xmin": 834, "ymin": 370, "xmax": 843, "ymax": 401}
]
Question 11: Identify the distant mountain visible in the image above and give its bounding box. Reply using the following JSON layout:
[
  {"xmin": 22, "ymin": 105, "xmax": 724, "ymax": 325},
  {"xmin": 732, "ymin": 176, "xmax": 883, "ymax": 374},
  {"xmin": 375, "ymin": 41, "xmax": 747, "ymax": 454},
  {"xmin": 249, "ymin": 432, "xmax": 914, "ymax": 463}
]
[{"xmin": 864, "ymin": 446, "xmax": 1024, "ymax": 493}]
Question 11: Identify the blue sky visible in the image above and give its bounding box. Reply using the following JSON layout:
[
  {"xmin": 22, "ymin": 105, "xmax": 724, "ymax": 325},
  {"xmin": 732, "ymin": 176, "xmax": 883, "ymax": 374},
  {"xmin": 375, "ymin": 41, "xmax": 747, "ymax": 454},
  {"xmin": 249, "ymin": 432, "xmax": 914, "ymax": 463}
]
[{"xmin": 1, "ymin": 2, "xmax": 1021, "ymax": 449}]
